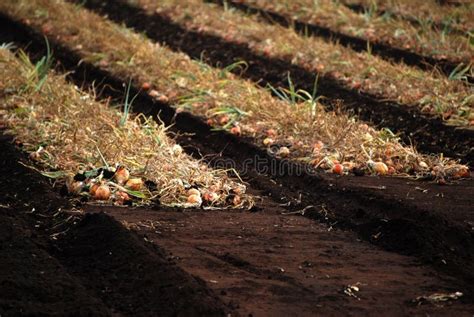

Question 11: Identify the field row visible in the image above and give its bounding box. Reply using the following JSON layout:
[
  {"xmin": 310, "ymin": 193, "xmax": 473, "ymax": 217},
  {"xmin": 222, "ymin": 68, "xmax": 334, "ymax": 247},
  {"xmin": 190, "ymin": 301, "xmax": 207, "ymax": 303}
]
[
  {"xmin": 0, "ymin": 0, "xmax": 471, "ymax": 193},
  {"xmin": 2, "ymin": 1, "xmax": 474, "ymax": 311},
  {"xmin": 94, "ymin": 0, "xmax": 474, "ymax": 128},
  {"xmin": 232, "ymin": 0, "xmax": 473, "ymax": 65},
  {"xmin": 340, "ymin": 0, "xmax": 474, "ymax": 33},
  {"xmin": 0, "ymin": 47, "xmax": 252, "ymax": 208}
]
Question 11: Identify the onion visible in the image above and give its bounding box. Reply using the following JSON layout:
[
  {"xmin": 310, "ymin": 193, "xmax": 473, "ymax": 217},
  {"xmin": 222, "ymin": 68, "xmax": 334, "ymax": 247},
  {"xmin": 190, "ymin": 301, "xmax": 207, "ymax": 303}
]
[
  {"xmin": 125, "ymin": 178, "xmax": 143, "ymax": 190},
  {"xmin": 148, "ymin": 89, "xmax": 160, "ymax": 98},
  {"xmin": 89, "ymin": 183, "xmax": 99, "ymax": 195},
  {"xmin": 187, "ymin": 188, "xmax": 201, "ymax": 196},
  {"xmin": 114, "ymin": 166, "xmax": 130, "ymax": 185},
  {"xmin": 266, "ymin": 128, "xmax": 277, "ymax": 137},
  {"xmin": 94, "ymin": 184, "xmax": 111, "ymax": 200},
  {"xmin": 203, "ymin": 192, "xmax": 219, "ymax": 202},
  {"xmin": 373, "ymin": 162, "xmax": 388, "ymax": 175},
  {"xmin": 219, "ymin": 115, "xmax": 229, "ymax": 125},
  {"xmin": 263, "ymin": 138, "xmax": 274, "ymax": 146},
  {"xmin": 230, "ymin": 126, "xmax": 241, "ymax": 135},
  {"xmin": 332, "ymin": 163, "xmax": 344, "ymax": 175},
  {"xmin": 187, "ymin": 194, "xmax": 202, "ymax": 205},
  {"xmin": 172, "ymin": 144, "xmax": 183, "ymax": 156},
  {"xmin": 277, "ymin": 146, "xmax": 290, "ymax": 157},
  {"xmin": 141, "ymin": 82, "xmax": 151, "ymax": 90},
  {"xmin": 233, "ymin": 195, "xmax": 242, "ymax": 206},
  {"xmin": 115, "ymin": 191, "xmax": 130, "ymax": 204},
  {"xmin": 68, "ymin": 181, "xmax": 84, "ymax": 194},
  {"xmin": 232, "ymin": 184, "xmax": 246, "ymax": 195},
  {"xmin": 419, "ymin": 161, "xmax": 429, "ymax": 169}
]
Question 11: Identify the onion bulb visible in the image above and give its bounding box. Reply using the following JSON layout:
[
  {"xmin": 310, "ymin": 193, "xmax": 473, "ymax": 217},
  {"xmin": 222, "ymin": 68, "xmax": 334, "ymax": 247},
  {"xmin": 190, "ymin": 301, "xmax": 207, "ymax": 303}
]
[
  {"xmin": 332, "ymin": 163, "xmax": 344, "ymax": 175},
  {"xmin": 277, "ymin": 146, "xmax": 290, "ymax": 157},
  {"xmin": 187, "ymin": 188, "xmax": 201, "ymax": 196},
  {"xmin": 263, "ymin": 138, "xmax": 274, "ymax": 146},
  {"xmin": 141, "ymin": 82, "xmax": 151, "ymax": 90},
  {"xmin": 115, "ymin": 191, "xmax": 130, "ymax": 204},
  {"xmin": 203, "ymin": 192, "xmax": 219, "ymax": 202},
  {"xmin": 68, "ymin": 181, "xmax": 84, "ymax": 194},
  {"xmin": 372, "ymin": 162, "xmax": 388, "ymax": 175},
  {"xmin": 187, "ymin": 194, "xmax": 202, "ymax": 205},
  {"xmin": 89, "ymin": 183, "xmax": 99, "ymax": 195},
  {"xmin": 230, "ymin": 126, "xmax": 241, "ymax": 135},
  {"xmin": 114, "ymin": 166, "xmax": 130, "ymax": 185},
  {"xmin": 94, "ymin": 184, "xmax": 111, "ymax": 200},
  {"xmin": 172, "ymin": 144, "xmax": 183, "ymax": 156},
  {"xmin": 233, "ymin": 195, "xmax": 242, "ymax": 206},
  {"xmin": 126, "ymin": 178, "xmax": 143, "ymax": 191},
  {"xmin": 266, "ymin": 128, "xmax": 277, "ymax": 137}
]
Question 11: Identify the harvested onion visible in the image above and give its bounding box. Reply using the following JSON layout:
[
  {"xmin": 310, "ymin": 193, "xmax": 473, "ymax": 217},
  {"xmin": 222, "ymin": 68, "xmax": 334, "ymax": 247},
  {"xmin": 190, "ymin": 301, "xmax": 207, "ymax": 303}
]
[
  {"xmin": 68, "ymin": 181, "xmax": 84, "ymax": 194},
  {"xmin": 115, "ymin": 191, "xmax": 130, "ymax": 204},
  {"xmin": 141, "ymin": 82, "xmax": 151, "ymax": 90},
  {"xmin": 114, "ymin": 166, "xmax": 130, "ymax": 185},
  {"xmin": 94, "ymin": 184, "xmax": 111, "ymax": 200},
  {"xmin": 187, "ymin": 194, "xmax": 202, "ymax": 205},
  {"xmin": 230, "ymin": 126, "xmax": 241, "ymax": 135},
  {"xmin": 263, "ymin": 138, "xmax": 274, "ymax": 146},
  {"xmin": 203, "ymin": 192, "xmax": 219, "ymax": 202},
  {"xmin": 372, "ymin": 162, "xmax": 388, "ymax": 175},
  {"xmin": 126, "ymin": 178, "xmax": 143, "ymax": 190},
  {"xmin": 187, "ymin": 188, "xmax": 201, "ymax": 196},
  {"xmin": 277, "ymin": 146, "xmax": 290, "ymax": 157},
  {"xmin": 332, "ymin": 163, "xmax": 344, "ymax": 175}
]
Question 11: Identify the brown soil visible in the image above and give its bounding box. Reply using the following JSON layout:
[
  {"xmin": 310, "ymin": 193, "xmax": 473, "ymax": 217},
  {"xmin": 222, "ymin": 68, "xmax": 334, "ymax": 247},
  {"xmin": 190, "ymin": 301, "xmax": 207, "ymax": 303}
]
[
  {"xmin": 0, "ymin": 133, "xmax": 228, "ymax": 316},
  {"xmin": 2, "ymin": 131, "xmax": 474, "ymax": 316}
]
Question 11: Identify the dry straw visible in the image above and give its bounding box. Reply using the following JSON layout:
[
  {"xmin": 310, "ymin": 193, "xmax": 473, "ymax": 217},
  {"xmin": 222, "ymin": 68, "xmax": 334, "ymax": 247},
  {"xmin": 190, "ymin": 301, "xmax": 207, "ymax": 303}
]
[
  {"xmin": 0, "ymin": 0, "xmax": 469, "ymax": 182},
  {"xmin": 0, "ymin": 47, "xmax": 253, "ymax": 208}
]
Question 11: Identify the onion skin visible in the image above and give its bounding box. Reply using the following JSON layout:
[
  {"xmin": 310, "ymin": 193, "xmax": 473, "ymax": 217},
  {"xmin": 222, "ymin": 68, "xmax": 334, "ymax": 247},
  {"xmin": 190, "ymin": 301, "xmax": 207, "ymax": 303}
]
[
  {"xmin": 187, "ymin": 188, "xmax": 201, "ymax": 196},
  {"xmin": 373, "ymin": 162, "xmax": 388, "ymax": 175},
  {"xmin": 203, "ymin": 192, "xmax": 219, "ymax": 202},
  {"xmin": 332, "ymin": 164, "xmax": 344, "ymax": 175},
  {"xmin": 187, "ymin": 194, "xmax": 202, "ymax": 205},
  {"xmin": 126, "ymin": 178, "xmax": 143, "ymax": 191},
  {"xmin": 230, "ymin": 126, "xmax": 241, "ymax": 135},
  {"xmin": 89, "ymin": 183, "xmax": 99, "ymax": 196},
  {"xmin": 263, "ymin": 138, "xmax": 274, "ymax": 146},
  {"xmin": 278, "ymin": 146, "xmax": 290, "ymax": 157},
  {"xmin": 115, "ymin": 166, "xmax": 130, "ymax": 185},
  {"xmin": 94, "ymin": 184, "xmax": 111, "ymax": 200}
]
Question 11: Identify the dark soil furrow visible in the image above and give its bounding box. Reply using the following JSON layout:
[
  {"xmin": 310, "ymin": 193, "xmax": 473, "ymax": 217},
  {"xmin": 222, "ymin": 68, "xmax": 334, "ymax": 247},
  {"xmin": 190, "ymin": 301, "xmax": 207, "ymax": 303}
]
[
  {"xmin": 207, "ymin": 0, "xmax": 473, "ymax": 83},
  {"xmin": 51, "ymin": 213, "xmax": 227, "ymax": 316},
  {"xmin": 70, "ymin": 0, "xmax": 474, "ymax": 164},
  {"xmin": 0, "ymin": 133, "xmax": 228, "ymax": 316},
  {"xmin": 89, "ymin": 206, "xmax": 474, "ymax": 316},
  {"xmin": 1, "ymin": 12, "xmax": 474, "ymax": 296},
  {"xmin": 0, "ymin": 136, "xmax": 111, "ymax": 317}
]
